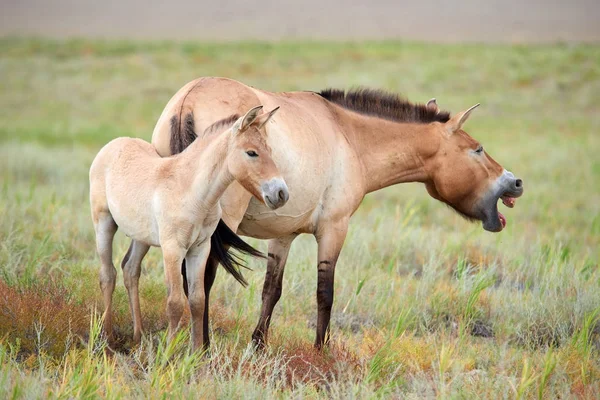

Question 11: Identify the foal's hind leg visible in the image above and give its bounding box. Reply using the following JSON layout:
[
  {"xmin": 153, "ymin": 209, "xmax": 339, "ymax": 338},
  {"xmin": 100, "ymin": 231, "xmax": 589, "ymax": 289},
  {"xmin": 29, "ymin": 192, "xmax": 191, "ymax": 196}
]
[
  {"xmin": 94, "ymin": 212, "xmax": 118, "ymax": 344},
  {"xmin": 122, "ymin": 240, "xmax": 150, "ymax": 345}
]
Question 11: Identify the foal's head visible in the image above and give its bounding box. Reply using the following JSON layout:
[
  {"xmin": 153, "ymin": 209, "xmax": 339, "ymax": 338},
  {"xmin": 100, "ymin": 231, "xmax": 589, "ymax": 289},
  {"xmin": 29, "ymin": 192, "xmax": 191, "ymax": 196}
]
[
  {"xmin": 226, "ymin": 106, "xmax": 289, "ymax": 210},
  {"xmin": 423, "ymin": 104, "xmax": 524, "ymax": 232}
]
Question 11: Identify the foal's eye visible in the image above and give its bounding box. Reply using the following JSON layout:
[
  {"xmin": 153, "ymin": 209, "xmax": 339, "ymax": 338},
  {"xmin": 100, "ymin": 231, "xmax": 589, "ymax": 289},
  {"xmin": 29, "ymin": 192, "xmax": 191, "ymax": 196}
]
[
  {"xmin": 475, "ymin": 145, "xmax": 484, "ymax": 154},
  {"xmin": 246, "ymin": 150, "xmax": 258, "ymax": 158}
]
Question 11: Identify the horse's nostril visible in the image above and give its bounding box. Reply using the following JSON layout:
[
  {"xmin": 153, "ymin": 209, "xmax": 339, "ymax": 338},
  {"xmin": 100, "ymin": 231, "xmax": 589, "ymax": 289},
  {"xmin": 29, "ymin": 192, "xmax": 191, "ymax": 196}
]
[
  {"xmin": 278, "ymin": 190, "xmax": 285, "ymax": 201},
  {"xmin": 515, "ymin": 179, "xmax": 523, "ymax": 188}
]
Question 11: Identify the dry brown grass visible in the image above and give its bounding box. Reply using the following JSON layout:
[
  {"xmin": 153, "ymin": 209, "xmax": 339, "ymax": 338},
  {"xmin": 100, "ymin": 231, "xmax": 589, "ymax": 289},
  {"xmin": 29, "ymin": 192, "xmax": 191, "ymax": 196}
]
[{"xmin": 0, "ymin": 280, "xmax": 90, "ymax": 357}]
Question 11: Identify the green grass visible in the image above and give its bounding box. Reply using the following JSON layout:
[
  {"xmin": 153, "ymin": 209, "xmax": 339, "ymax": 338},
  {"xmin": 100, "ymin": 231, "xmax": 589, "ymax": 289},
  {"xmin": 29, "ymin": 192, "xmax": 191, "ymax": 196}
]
[{"xmin": 1, "ymin": 37, "xmax": 599, "ymax": 398}]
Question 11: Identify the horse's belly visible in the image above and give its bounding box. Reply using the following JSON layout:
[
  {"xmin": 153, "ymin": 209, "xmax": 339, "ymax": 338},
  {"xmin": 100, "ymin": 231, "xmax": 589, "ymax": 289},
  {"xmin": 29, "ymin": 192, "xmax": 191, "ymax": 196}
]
[{"xmin": 237, "ymin": 198, "xmax": 317, "ymax": 239}]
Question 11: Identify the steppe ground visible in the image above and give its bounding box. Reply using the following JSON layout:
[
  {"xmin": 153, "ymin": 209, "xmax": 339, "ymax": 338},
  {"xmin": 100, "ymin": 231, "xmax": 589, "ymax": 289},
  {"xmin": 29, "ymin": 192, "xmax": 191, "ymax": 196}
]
[{"xmin": 0, "ymin": 39, "xmax": 599, "ymax": 398}]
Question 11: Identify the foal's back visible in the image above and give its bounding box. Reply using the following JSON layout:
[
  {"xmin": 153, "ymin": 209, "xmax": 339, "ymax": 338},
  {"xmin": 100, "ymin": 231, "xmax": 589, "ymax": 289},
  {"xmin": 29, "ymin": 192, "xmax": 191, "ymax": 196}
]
[{"xmin": 90, "ymin": 137, "xmax": 168, "ymax": 246}]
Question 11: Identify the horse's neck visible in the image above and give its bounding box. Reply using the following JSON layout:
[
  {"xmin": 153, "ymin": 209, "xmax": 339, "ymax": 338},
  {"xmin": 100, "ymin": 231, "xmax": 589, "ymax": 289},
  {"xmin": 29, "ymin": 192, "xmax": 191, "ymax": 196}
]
[
  {"xmin": 175, "ymin": 132, "xmax": 234, "ymax": 212},
  {"xmin": 340, "ymin": 111, "xmax": 436, "ymax": 194}
]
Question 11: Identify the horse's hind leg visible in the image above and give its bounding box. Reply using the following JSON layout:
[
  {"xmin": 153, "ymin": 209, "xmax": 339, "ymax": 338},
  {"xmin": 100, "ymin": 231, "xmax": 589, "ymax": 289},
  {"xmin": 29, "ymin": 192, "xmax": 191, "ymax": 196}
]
[
  {"xmin": 94, "ymin": 212, "xmax": 118, "ymax": 344},
  {"xmin": 201, "ymin": 257, "xmax": 218, "ymax": 349},
  {"xmin": 122, "ymin": 240, "xmax": 150, "ymax": 345}
]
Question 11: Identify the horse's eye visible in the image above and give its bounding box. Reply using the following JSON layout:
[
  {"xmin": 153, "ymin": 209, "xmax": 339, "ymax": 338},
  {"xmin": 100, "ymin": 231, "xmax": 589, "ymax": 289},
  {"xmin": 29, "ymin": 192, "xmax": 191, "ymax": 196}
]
[
  {"xmin": 475, "ymin": 145, "xmax": 484, "ymax": 154},
  {"xmin": 246, "ymin": 150, "xmax": 258, "ymax": 158}
]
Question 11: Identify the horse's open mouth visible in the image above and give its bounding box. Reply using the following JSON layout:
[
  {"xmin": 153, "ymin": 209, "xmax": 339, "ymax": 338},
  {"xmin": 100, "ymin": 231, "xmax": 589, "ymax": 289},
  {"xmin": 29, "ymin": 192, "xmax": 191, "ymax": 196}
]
[
  {"xmin": 481, "ymin": 170, "xmax": 523, "ymax": 232},
  {"xmin": 481, "ymin": 192, "xmax": 521, "ymax": 232},
  {"xmin": 497, "ymin": 195, "xmax": 517, "ymax": 229}
]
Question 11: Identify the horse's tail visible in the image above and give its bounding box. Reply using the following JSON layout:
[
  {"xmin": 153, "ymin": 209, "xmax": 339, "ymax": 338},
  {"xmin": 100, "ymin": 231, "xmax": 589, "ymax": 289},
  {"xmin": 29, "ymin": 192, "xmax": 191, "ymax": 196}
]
[
  {"xmin": 209, "ymin": 220, "xmax": 264, "ymax": 287},
  {"xmin": 169, "ymin": 112, "xmax": 197, "ymax": 156}
]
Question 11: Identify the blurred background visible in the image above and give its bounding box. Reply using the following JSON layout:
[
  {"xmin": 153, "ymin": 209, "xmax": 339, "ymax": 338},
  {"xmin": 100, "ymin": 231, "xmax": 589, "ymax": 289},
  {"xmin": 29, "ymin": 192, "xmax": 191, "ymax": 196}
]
[{"xmin": 1, "ymin": 0, "xmax": 599, "ymax": 42}]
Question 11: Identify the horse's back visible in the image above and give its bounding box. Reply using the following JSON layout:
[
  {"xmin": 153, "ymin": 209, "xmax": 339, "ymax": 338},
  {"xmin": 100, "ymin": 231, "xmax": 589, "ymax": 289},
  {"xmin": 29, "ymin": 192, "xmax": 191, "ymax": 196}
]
[
  {"xmin": 152, "ymin": 77, "xmax": 262, "ymax": 156},
  {"xmin": 149, "ymin": 77, "xmax": 361, "ymax": 238}
]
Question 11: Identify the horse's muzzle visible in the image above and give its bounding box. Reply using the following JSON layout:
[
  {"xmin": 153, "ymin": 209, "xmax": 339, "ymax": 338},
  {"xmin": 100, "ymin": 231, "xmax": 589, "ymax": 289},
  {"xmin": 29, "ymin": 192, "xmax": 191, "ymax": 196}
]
[{"xmin": 261, "ymin": 178, "xmax": 289, "ymax": 209}]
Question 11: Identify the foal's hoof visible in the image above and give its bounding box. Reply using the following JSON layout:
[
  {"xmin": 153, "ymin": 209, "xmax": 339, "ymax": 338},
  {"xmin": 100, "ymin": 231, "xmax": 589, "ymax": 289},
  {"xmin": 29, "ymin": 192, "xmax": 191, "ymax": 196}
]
[{"xmin": 132, "ymin": 333, "xmax": 142, "ymax": 347}]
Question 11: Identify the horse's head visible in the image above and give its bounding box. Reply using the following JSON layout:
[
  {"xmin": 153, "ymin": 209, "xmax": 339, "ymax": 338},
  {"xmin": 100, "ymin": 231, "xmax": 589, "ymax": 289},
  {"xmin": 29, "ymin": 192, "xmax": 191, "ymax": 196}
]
[
  {"xmin": 424, "ymin": 103, "xmax": 523, "ymax": 232},
  {"xmin": 227, "ymin": 105, "xmax": 289, "ymax": 210}
]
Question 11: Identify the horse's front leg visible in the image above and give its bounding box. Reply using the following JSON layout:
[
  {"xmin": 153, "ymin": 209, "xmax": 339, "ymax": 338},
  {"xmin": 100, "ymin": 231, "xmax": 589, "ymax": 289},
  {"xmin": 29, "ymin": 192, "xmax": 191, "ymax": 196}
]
[
  {"xmin": 185, "ymin": 241, "xmax": 211, "ymax": 351},
  {"xmin": 251, "ymin": 234, "xmax": 297, "ymax": 348},
  {"xmin": 314, "ymin": 219, "xmax": 349, "ymax": 349}
]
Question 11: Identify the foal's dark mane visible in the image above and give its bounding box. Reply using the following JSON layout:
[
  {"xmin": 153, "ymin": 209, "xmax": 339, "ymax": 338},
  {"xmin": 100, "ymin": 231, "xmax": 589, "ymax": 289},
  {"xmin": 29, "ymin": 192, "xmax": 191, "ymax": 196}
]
[
  {"xmin": 203, "ymin": 114, "xmax": 240, "ymax": 136},
  {"xmin": 170, "ymin": 114, "xmax": 240, "ymax": 156},
  {"xmin": 318, "ymin": 87, "xmax": 450, "ymax": 124}
]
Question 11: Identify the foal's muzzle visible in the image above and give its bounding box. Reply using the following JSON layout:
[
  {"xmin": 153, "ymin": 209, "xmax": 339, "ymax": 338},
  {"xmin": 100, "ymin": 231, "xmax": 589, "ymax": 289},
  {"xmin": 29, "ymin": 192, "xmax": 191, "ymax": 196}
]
[{"xmin": 261, "ymin": 178, "xmax": 289, "ymax": 209}]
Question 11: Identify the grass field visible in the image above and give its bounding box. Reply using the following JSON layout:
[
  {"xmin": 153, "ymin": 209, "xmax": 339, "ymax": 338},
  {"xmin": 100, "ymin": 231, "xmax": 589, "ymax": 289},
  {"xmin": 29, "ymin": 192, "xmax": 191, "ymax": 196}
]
[{"xmin": 1, "ymin": 38, "xmax": 599, "ymax": 398}]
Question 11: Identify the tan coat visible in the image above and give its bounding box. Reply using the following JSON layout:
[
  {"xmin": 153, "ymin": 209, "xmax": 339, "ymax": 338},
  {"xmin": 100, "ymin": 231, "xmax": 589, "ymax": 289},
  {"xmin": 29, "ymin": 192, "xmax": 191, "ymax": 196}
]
[{"xmin": 150, "ymin": 77, "xmax": 524, "ymax": 348}]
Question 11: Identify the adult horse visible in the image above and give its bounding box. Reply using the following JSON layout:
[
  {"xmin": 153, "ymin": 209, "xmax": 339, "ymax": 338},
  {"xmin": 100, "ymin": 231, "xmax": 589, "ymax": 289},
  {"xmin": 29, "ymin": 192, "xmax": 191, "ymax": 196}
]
[{"xmin": 148, "ymin": 77, "xmax": 524, "ymax": 349}]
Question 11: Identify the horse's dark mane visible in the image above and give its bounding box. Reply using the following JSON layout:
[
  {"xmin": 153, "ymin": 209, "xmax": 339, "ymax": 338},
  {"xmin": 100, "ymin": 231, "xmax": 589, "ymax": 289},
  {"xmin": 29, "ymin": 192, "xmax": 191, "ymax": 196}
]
[{"xmin": 318, "ymin": 87, "xmax": 451, "ymax": 124}]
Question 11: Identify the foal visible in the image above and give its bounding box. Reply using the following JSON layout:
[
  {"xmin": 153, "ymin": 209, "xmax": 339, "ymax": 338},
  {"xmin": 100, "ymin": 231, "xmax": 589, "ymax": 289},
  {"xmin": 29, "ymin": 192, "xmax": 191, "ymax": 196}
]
[{"xmin": 89, "ymin": 105, "xmax": 288, "ymax": 350}]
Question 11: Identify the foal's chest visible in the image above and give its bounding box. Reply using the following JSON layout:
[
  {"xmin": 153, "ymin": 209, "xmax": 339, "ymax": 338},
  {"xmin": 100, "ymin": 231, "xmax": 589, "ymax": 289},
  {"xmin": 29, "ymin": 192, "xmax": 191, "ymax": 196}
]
[{"xmin": 181, "ymin": 209, "xmax": 221, "ymax": 249}]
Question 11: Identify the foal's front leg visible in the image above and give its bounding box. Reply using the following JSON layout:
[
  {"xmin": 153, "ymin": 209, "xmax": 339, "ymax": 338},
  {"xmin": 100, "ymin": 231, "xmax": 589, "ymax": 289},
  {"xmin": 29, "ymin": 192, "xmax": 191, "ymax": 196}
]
[
  {"xmin": 161, "ymin": 242, "xmax": 187, "ymax": 341},
  {"xmin": 185, "ymin": 241, "xmax": 211, "ymax": 351}
]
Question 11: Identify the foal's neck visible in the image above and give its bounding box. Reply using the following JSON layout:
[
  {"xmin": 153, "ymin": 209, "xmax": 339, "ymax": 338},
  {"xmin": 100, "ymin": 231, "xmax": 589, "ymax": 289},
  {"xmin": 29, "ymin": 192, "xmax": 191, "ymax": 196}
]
[
  {"xmin": 342, "ymin": 112, "xmax": 438, "ymax": 194},
  {"xmin": 174, "ymin": 131, "xmax": 234, "ymax": 212}
]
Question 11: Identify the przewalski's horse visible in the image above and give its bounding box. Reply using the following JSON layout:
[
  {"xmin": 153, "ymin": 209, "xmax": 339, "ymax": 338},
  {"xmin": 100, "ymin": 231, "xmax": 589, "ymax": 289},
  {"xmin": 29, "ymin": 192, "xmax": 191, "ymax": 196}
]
[
  {"xmin": 149, "ymin": 77, "xmax": 524, "ymax": 349},
  {"xmin": 90, "ymin": 105, "xmax": 288, "ymax": 350}
]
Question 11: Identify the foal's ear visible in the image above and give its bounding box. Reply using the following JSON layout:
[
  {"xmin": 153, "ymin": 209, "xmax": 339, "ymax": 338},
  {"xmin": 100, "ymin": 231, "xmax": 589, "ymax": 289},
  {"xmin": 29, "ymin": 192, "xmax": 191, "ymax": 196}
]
[
  {"xmin": 253, "ymin": 106, "xmax": 280, "ymax": 129},
  {"xmin": 446, "ymin": 103, "xmax": 480, "ymax": 133},
  {"xmin": 426, "ymin": 98, "xmax": 439, "ymax": 113},
  {"xmin": 232, "ymin": 105, "xmax": 264, "ymax": 135}
]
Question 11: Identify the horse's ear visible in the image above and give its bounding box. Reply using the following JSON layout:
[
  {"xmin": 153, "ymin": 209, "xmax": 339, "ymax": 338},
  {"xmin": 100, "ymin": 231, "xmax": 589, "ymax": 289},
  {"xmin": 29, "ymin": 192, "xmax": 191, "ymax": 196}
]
[
  {"xmin": 254, "ymin": 106, "xmax": 280, "ymax": 129},
  {"xmin": 426, "ymin": 98, "xmax": 439, "ymax": 113},
  {"xmin": 232, "ymin": 105, "xmax": 263, "ymax": 135},
  {"xmin": 446, "ymin": 103, "xmax": 480, "ymax": 133}
]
